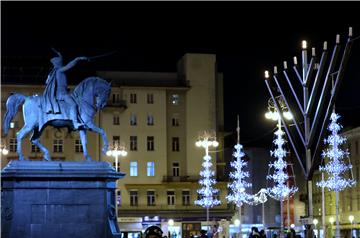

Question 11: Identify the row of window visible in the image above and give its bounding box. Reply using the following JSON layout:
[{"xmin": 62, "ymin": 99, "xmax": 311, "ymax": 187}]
[
  {"xmin": 113, "ymin": 136, "xmax": 180, "ymax": 152},
  {"xmin": 8, "ymin": 136, "xmax": 181, "ymax": 154},
  {"xmin": 120, "ymin": 190, "xmax": 219, "ymax": 207},
  {"xmin": 8, "ymin": 139, "xmax": 83, "ymax": 153},
  {"xmin": 112, "ymin": 93, "xmax": 180, "ymax": 105},
  {"xmin": 112, "ymin": 114, "xmax": 180, "ymax": 127},
  {"xmin": 113, "ymin": 161, "xmax": 180, "ymax": 177}
]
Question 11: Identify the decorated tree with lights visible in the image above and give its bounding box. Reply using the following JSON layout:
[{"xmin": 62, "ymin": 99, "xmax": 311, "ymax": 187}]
[
  {"xmin": 267, "ymin": 121, "xmax": 298, "ymax": 238},
  {"xmin": 226, "ymin": 118, "xmax": 253, "ymax": 238},
  {"xmin": 316, "ymin": 112, "xmax": 355, "ymax": 238},
  {"xmin": 195, "ymin": 131, "xmax": 221, "ymax": 231}
]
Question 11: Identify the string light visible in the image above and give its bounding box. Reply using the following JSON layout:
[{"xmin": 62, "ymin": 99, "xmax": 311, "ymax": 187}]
[
  {"xmin": 267, "ymin": 128, "xmax": 298, "ymax": 201},
  {"xmin": 226, "ymin": 143, "xmax": 253, "ymax": 207},
  {"xmin": 316, "ymin": 112, "xmax": 356, "ymax": 191},
  {"xmin": 195, "ymin": 154, "xmax": 221, "ymax": 208}
]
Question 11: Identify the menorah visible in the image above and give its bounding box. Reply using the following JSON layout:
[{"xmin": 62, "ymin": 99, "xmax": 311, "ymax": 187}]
[{"xmin": 264, "ymin": 27, "xmax": 355, "ymax": 237}]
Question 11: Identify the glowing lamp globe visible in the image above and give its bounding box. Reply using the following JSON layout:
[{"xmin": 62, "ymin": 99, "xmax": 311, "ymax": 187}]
[
  {"xmin": 212, "ymin": 141, "xmax": 219, "ymax": 147},
  {"xmin": 168, "ymin": 219, "xmax": 174, "ymax": 226},
  {"xmin": 106, "ymin": 150, "xmax": 112, "ymax": 156},
  {"xmin": 234, "ymin": 219, "xmax": 240, "ymax": 227},
  {"xmin": 195, "ymin": 141, "xmax": 202, "ymax": 147},
  {"xmin": 2, "ymin": 148, "xmax": 9, "ymax": 155},
  {"xmin": 313, "ymin": 219, "xmax": 318, "ymax": 226},
  {"xmin": 265, "ymin": 112, "xmax": 272, "ymax": 119},
  {"xmin": 349, "ymin": 215, "xmax": 354, "ymax": 223}
]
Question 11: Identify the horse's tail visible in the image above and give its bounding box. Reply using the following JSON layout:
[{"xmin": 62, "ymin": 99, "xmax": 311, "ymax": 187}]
[{"xmin": 3, "ymin": 93, "xmax": 26, "ymax": 136}]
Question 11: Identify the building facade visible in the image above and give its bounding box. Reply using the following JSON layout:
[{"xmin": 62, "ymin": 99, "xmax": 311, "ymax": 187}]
[
  {"xmin": 1, "ymin": 53, "xmax": 233, "ymax": 238},
  {"xmin": 312, "ymin": 127, "xmax": 360, "ymax": 238}
]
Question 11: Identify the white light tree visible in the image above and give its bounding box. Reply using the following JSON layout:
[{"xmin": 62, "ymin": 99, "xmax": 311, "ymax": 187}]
[
  {"xmin": 316, "ymin": 112, "xmax": 356, "ymax": 238},
  {"xmin": 226, "ymin": 118, "xmax": 253, "ymax": 238},
  {"xmin": 267, "ymin": 121, "xmax": 298, "ymax": 238},
  {"xmin": 195, "ymin": 131, "xmax": 221, "ymax": 231}
]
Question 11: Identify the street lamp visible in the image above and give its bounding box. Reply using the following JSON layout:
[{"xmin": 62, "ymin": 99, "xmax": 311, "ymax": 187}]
[
  {"xmin": 0, "ymin": 140, "xmax": 9, "ymax": 156},
  {"xmin": 195, "ymin": 130, "xmax": 219, "ymax": 232},
  {"xmin": 265, "ymin": 95, "xmax": 294, "ymax": 234},
  {"xmin": 349, "ymin": 215, "xmax": 354, "ymax": 238},
  {"xmin": 252, "ymin": 188, "xmax": 268, "ymax": 230},
  {"xmin": 313, "ymin": 219, "xmax": 319, "ymax": 238},
  {"xmin": 106, "ymin": 141, "xmax": 127, "ymax": 216}
]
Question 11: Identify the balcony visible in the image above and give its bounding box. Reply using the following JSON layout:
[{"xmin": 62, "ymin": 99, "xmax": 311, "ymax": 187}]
[
  {"xmin": 105, "ymin": 99, "xmax": 127, "ymax": 112},
  {"xmin": 162, "ymin": 176, "xmax": 200, "ymax": 183}
]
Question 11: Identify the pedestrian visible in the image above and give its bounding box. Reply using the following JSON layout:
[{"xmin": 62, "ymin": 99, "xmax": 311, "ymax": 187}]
[
  {"xmin": 144, "ymin": 226, "xmax": 164, "ymax": 238},
  {"xmin": 249, "ymin": 227, "xmax": 260, "ymax": 238},
  {"xmin": 200, "ymin": 229, "xmax": 209, "ymax": 238},
  {"xmin": 260, "ymin": 230, "xmax": 266, "ymax": 238}
]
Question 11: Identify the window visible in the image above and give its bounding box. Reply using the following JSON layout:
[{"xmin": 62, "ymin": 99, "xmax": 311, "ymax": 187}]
[
  {"xmin": 167, "ymin": 191, "xmax": 175, "ymax": 205},
  {"xmin": 112, "ymin": 93, "xmax": 121, "ymax": 103},
  {"xmin": 113, "ymin": 136, "xmax": 120, "ymax": 146},
  {"xmin": 172, "ymin": 114, "xmax": 179, "ymax": 127},
  {"xmin": 147, "ymin": 136, "xmax": 154, "ymax": 151},
  {"xmin": 130, "ymin": 190, "xmax": 138, "ymax": 206},
  {"xmin": 182, "ymin": 190, "xmax": 190, "ymax": 206},
  {"xmin": 117, "ymin": 191, "xmax": 121, "ymax": 206},
  {"xmin": 31, "ymin": 144, "xmax": 40, "ymax": 153},
  {"xmin": 130, "ymin": 93, "xmax": 137, "ymax": 104},
  {"xmin": 147, "ymin": 191, "xmax": 156, "ymax": 206},
  {"xmin": 147, "ymin": 114, "xmax": 154, "ymax": 126},
  {"xmin": 130, "ymin": 136, "xmax": 138, "ymax": 151},
  {"xmin": 9, "ymin": 138, "xmax": 17, "ymax": 152},
  {"xmin": 130, "ymin": 113, "xmax": 137, "ymax": 126},
  {"xmin": 53, "ymin": 139, "xmax": 63, "ymax": 153},
  {"xmin": 147, "ymin": 93, "xmax": 154, "ymax": 104},
  {"xmin": 112, "ymin": 162, "xmax": 120, "ymax": 172},
  {"xmin": 172, "ymin": 137, "xmax": 180, "ymax": 152},
  {"xmin": 171, "ymin": 94, "xmax": 180, "ymax": 105},
  {"xmin": 113, "ymin": 115, "xmax": 120, "ymax": 125},
  {"xmin": 75, "ymin": 139, "xmax": 83, "ymax": 153},
  {"xmin": 172, "ymin": 162, "xmax": 180, "ymax": 177},
  {"xmin": 147, "ymin": 162, "xmax": 155, "ymax": 176},
  {"xmin": 130, "ymin": 161, "xmax": 138, "ymax": 176},
  {"xmin": 213, "ymin": 191, "xmax": 220, "ymax": 201}
]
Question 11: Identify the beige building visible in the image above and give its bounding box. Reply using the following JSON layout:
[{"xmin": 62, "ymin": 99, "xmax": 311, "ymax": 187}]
[
  {"xmin": 312, "ymin": 127, "xmax": 360, "ymax": 238},
  {"xmin": 1, "ymin": 53, "xmax": 233, "ymax": 238}
]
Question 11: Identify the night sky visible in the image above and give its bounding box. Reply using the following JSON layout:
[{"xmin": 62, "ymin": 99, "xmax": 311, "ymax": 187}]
[{"xmin": 2, "ymin": 2, "xmax": 360, "ymax": 148}]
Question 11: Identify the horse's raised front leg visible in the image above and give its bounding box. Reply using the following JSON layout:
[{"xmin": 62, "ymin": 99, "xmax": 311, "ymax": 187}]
[
  {"xmin": 79, "ymin": 129, "xmax": 92, "ymax": 161},
  {"xmin": 16, "ymin": 125, "xmax": 33, "ymax": 161},
  {"xmin": 31, "ymin": 138, "xmax": 51, "ymax": 161},
  {"xmin": 87, "ymin": 122, "xmax": 109, "ymax": 155}
]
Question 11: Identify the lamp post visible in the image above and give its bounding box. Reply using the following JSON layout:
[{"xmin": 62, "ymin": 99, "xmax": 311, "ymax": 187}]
[
  {"xmin": 265, "ymin": 94, "xmax": 294, "ymax": 233},
  {"xmin": 106, "ymin": 141, "xmax": 127, "ymax": 216},
  {"xmin": 349, "ymin": 215, "xmax": 354, "ymax": 238},
  {"xmin": 0, "ymin": 140, "xmax": 9, "ymax": 156},
  {"xmin": 195, "ymin": 130, "xmax": 220, "ymax": 232},
  {"xmin": 313, "ymin": 218, "xmax": 319, "ymax": 238},
  {"xmin": 330, "ymin": 217, "xmax": 335, "ymax": 238},
  {"xmin": 253, "ymin": 188, "xmax": 268, "ymax": 230}
]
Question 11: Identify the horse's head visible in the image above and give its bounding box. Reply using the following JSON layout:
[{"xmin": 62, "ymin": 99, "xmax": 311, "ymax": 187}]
[{"xmin": 94, "ymin": 79, "xmax": 111, "ymax": 110}]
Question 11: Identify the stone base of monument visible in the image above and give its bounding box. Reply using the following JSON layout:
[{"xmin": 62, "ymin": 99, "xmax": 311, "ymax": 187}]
[{"xmin": 1, "ymin": 160, "xmax": 125, "ymax": 238}]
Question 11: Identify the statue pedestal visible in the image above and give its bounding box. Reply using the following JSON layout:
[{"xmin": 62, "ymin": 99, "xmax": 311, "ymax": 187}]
[{"xmin": 1, "ymin": 160, "xmax": 125, "ymax": 238}]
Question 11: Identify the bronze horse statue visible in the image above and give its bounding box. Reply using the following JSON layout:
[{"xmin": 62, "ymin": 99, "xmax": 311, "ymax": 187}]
[{"xmin": 2, "ymin": 77, "xmax": 111, "ymax": 161}]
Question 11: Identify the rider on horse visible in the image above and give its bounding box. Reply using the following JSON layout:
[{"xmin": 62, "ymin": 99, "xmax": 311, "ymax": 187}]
[{"xmin": 41, "ymin": 49, "xmax": 89, "ymax": 129}]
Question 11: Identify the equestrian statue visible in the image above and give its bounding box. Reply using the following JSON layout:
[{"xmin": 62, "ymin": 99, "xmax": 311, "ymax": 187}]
[{"xmin": 2, "ymin": 49, "xmax": 111, "ymax": 161}]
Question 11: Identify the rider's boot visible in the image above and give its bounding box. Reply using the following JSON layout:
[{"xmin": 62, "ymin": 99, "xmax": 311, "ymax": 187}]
[{"xmin": 70, "ymin": 106, "xmax": 83, "ymax": 130}]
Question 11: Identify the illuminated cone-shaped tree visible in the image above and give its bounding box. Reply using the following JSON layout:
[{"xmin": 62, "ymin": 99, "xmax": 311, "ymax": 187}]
[
  {"xmin": 195, "ymin": 134, "xmax": 221, "ymax": 231},
  {"xmin": 316, "ymin": 112, "xmax": 356, "ymax": 238},
  {"xmin": 226, "ymin": 119, "xmax": 253, "ymax": 238},
  {"xmin": 267, "ymin": 123, "xmax": 298, "ymax": 238}
]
